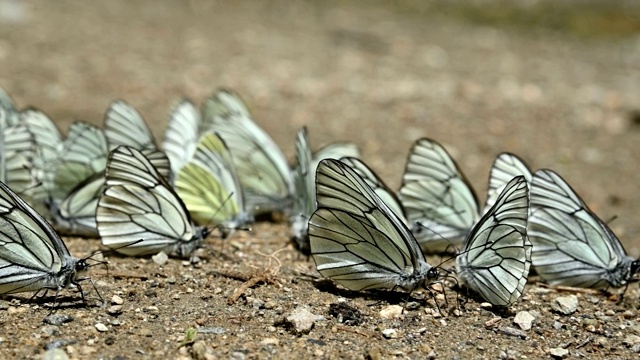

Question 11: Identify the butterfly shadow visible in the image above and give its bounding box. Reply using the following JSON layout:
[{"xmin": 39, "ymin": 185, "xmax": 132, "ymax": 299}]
[{"xmin": 311, "ymin": 279, "xmax": 427, "ymax": 306}]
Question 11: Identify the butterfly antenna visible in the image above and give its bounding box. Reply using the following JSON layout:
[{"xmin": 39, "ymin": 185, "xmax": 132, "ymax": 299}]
[
  {"xmin": 604, "ymin": 214, "xmax": 618, "ymax": 225},
  {"xmin": 414, "ymin": 222, "xmax": 460, "ymax": 254}
]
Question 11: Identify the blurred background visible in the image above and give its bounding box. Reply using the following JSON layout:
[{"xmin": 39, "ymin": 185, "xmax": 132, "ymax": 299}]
[{"xmin": 1, "ymin": 0, "xmax": 639, "ymax": 251}]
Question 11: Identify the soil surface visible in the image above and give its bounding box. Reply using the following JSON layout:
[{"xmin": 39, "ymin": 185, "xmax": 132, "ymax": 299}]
[{"xmin": 1, "ymin": 1, "xmax": 640, "ymax": 359}]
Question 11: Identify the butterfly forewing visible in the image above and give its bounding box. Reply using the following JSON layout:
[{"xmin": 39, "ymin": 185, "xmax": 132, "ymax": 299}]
[
  {"xmin": 309, "ymin": 159, "xmax": 432, "ymax": 292},
  {"xmin": 456, "ymin": 176, "xmax": 531, "ymax": 306}
]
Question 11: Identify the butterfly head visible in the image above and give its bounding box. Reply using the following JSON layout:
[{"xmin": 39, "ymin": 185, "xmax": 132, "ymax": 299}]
[{"xmin": 629, "ymin": 259, "xmax": 640, "ymax": 282}]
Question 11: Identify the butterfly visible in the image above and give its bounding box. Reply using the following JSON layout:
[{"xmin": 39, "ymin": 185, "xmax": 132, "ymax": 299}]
[
  {"xmin": 399, "ymin": 139, "xmax": 533, "ymax": 254},
  {"xmin": 484, "ymin": 153, "xmax": 533, "ymax": 213},
  {"xmin": 97, "ymin": 146, "xmax": 208, "ymax": 257},
  {"xmin": 290, "ymin": 127, "xmax": 360, "ymax": 252},
  {"xmin": 16, "ymin": 108, "xmax": 64, "ymax": 210},
  {"xmin": 162, "ymin": 100, "xmax": 201, "ymax": 179},
  {"xmin": 398, "ymin": 138, "xmax": 483, "ymax": 253},
  {"xmin": 308, "ymin": 158, "xmax": 439, "ymax": 292},
  {"xmin": 202, "ymin": 89, "xmax": 294, "ymax": 215},
  {"xmin": 455, "ymin": 175, "xmax": 531, "ymax": 306},
  {"xmin": 0, "ymin": 180, "xmax": 93, "ymax": 299},
  {"xmin": 1, "ymin": 108, "xmax": 35, "ymax": 195},
  {"xmin": 175, "ymin": 131, "xmax": 253, "ymax": 235},
  {"xmin": 528, "ymin": 169, "xmax": 640, "ymax": 289},
  {"xmin": 104, "ymin": 100, "xmax": 157, "ymax": 152}
]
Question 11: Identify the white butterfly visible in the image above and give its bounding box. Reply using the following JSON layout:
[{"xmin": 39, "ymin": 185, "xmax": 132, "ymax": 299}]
[
  {"xmin": 18, "ymin": 109, "xmax": 63, "ymax": 209},
  {"xmin": 484, "ymin": 153, "xmax": 533, "ymax": 212},
  {"xmin": 528, "ymin": 169, "xmax": 639, "ymax": 289},
  {"xmin": 203, "ymin": 90, "xmax": 294, "ymax": 215},
  {"xmin": 1, "ymin": 108, "xmax": 35, "ymax": 195},
  {"xmin": 399, "ymin": 139, "xmax": 533, "ymax": 254},
  {"xmin": 455, "ymin": 176, "xmax": 531, "ymax": 306},
  {"xmin": 0, "ymin": 180, "xmax": 91, "ymax": 298},
  {"xmin": 175, "ymin": 131, "xmax": 253, "ymax": 234},
  {"xmin": 398, "ymin": 138, "xmax": 481, "ymax": 253},
  {"xmin": 290, "ymin": 127, "xmax": 360, "ymax": 252},
  {"xmin": 309, "ymin": 158, "xmax": 439, "ymax": 292},
  {"xmin": 162, "ymin": 100, "xmax": 201, "ymax": 179},
  {"xmin": 97, "ymin": 146, "xmax": 207, "ymax": 257},
  {"xmin": 104, "ymin": 100, "xmax": 157, "ymax": 152}
]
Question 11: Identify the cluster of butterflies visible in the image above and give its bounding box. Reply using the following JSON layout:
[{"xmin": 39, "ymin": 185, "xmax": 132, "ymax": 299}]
[{"xmin": 0, "ymin": 87, "xmax": 638, "ymax": 308}]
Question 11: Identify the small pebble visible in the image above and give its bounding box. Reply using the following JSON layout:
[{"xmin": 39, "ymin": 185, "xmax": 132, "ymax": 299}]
[
  {"xmin": 379, "ymin": 305, "xmax": 403, "ymax": 319},
  {"xmin": 498, "ymin": 326, "xmax": 527, "ymax": 339},
  {"xmin": 480, "ymin": 302, "xmax": 493, "ymax": 309},
  {"xmin": 43, "ymin": 314, "xmax": 73, "ymax": 326},
  {"xmin": 549, "ymin": 347, "xmax": 569, "ymax": 359},
  {"xmin": 95, "ymin": 323, "xmax": 108, "ymax": 332},
  {"xmin": 198, "ymin": 327, "xmax": 226, "ymax": 335},
  {"xmin": 111, "ymin": 295, "xmax": 124, "ymax": 305},
  {"xmin": 284, "ymin": 306, "xmax": 321, "ymax": 335},
  {"xmin": 42, "ymin": 348, "xmax": 70, "ymax": 360},
  {"xmin": 260, "ymin": 338, "xmax": 279, "ymax": 346},
  {"xmin": 381, "ymin": 328, "xmax": 399, "ymax": 339},
  {"xmin": 107, "ymin": 305, "xmax": 123, "ymax": 315},
  {"xmin": 41, "ymin": 325, "xmax": 59, "ymax": 337},
  {"xmin": 624, "ymin": 335, "xmax": 640, "ymax": 346},
  {"xmin": 191, "ymin": 341, "xmax": 209, "ymax": 360},
  {"xmin": 152, "ymin": 251, "xmax": 169, "ymax": 266},
  {"xmin": 513, "ymin": 311, "xmax": 535, "ymax": 331},
  {"xmin": 551, "ymin": 295, "xmax": 579, "ymax": 315}
]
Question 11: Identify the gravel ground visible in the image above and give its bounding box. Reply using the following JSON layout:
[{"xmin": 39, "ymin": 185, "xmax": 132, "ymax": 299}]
[{"xmin": 1, "ymin": 1, "xmax": 640, "ymax": 359}]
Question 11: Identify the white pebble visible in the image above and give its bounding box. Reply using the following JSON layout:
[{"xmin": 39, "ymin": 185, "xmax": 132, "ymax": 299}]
[
  {"xmin": 94, "ymin": 323, "xmax": 108, "ymax": 332},
  {"xmin": 551, "ymin": 295, "xmax": 579, "ymax": 315},
  {"xmin": 513, "ymin": 311, "xmax": 535, "ymax": 331}
]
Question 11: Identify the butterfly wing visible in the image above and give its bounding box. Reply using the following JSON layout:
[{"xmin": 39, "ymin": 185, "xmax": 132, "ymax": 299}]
[
  {"xmin": 484, "ymin": 153, "xmax": 532, "ymax": 213},
  {"xmin": 104, "ymin": 100, "xmax": 156, "ymax": 151},
  {"xmin": 97, "ymin": 146, "xmax": 203, "ymax": 257},
  {"xmin": 456, "ymin": 176, "xmax": 531, "ymax": 306},
  {"xmin": 528, "ymin": 169, "xmax": 635, "ymax": 288},
  {"xmin": 204, "ymin": 90, "xmax": 293, "ymax": 214},
  {"xmin": 0, "ymin": 181, "xmax": 78, "ymax": 294},
  {"xmin": 398, "ymin": 138, "xmax": 480, "ymax": 252},
  {"xmin": 51, "ymin": 121, "xmax": 108, "ymax": 201},
  {"xmin": 175, "ymin": 131, "xmax": 251, "ymax": 229},
  {"xmin": 19, "ymin": 109, "xmax": 63, "ymax": 208},
  {"xmin": 309, "ymin": 159, "xmax": 432, "ymax": 292},
  {"xmin": 1, "ymin": 112, "xmax": 35, "ymax": 195},
  {"xmin": 162, "ymin": 100, "xmax": 201, "ymax": 177},
  {"xmin": 339, "ymin": 157, "xmax": 406, "ymax": 221}
]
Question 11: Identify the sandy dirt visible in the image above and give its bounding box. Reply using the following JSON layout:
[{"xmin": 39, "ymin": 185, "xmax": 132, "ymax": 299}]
[{"xmin": 1, "ymin": 0, "xmax": 640, "ymax": 359}]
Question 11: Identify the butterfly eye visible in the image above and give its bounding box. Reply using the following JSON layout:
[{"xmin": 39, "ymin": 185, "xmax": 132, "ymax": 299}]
[
  {"xmin": 75, "ymin": 259, "xmax": 89, "ymax": 272},
  {"xmin": 427, "ymin": 267, "xmax": 440, "ymax": 280}
]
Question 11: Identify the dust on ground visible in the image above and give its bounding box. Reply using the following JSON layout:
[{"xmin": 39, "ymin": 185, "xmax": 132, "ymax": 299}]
[{"xmin": 1, "ymin": 1, "xmax": 640, "ymax": 359}]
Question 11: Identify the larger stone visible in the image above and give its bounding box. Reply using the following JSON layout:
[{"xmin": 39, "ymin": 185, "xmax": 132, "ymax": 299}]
[{"xmin": 551, "ymin": 295, "xmax": 578, "ymax": 315}]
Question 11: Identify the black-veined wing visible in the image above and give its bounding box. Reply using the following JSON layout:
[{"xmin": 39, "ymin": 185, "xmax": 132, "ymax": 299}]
[
  {"xmin": 104, "ymin": 100, "xmax": 157, "ymax": 152},
  {"xmin": 97, "ymin": 146, "xmax": 206, "ymax": 257},
  {"xmin": 339, "ymin": 157, "xmax": 406, "ymax": 221},
  {"xmin": 528, "ymin": 169, "xmax": 638, "ymax": 288},
  {"xmin": 290, "ymin": 127, "xmax": 360, "ymax": 252},
  {"xmin": 0, "ymin": 180, "xmax": 88, "ymax": 296},
  {"xmin": 51, "ymin": 121, "xmax": 108, "ymax": 201},
  {"xmin": 1, "ymin": 109, "xmax": 35, "ymax": 195},
  {"xmin": 52, "ymin": 148, "xmax": 170, "ymax": 238},
  {"xmin": 309, "ymin": 159, "xmax": 437, "ymax": 292},
  {"xmin": 455, "ymin": 176, "xmax": 531, "ymax": 306},
  {"xmin": 175, "ymin": 131, "xmax": 252, "ymax": 233},
  {"xmin": 203, "ymin": 90, "xmax": 294, "ymax": 215},
  {"xmin": 398, "ymin": 138, "xmax": 479, "ymax": 253},
  {"xmin": 162, "ymin": 100, "xmax": 201, "ymax": 178},
  {"xmin": 0, "ymin": 88, "xmax": 19, "ymax": 125},
  {"xmin": 484, "ymin": 153, "xmax": 532, "ymax": 213},
  {"xmin": 19, "ymin": 109, "xmax": 63, "ymax": 208}
]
